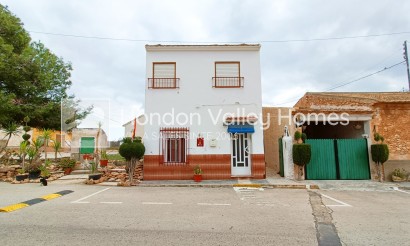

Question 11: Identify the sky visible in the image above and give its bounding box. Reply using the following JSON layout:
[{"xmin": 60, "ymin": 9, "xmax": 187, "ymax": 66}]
[{"xmin": 2, "ymin": 0, "xmax": 410, "ymax": 140}]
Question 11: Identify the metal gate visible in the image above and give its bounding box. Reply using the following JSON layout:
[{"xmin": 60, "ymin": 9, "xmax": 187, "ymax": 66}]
[
  {"xmin": 278, "ymin": 138, "xmax": 284, "ymax": 177},
  {"xmin": 337, "ymin": 139, "xmax": 370, "ymax": 179},
  {"xmin": 306, "ymin": 139, "xmax": 370, "ymax": 180}
]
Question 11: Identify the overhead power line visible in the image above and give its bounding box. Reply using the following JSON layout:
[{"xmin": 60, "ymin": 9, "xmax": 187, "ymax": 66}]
[
  {"xmin": 274, "ymin": 60, "xmax": 406, "ymax": 106},
  {"xmin": 28, "ymin": 30, "xmax": 410, "ymax": 43}
]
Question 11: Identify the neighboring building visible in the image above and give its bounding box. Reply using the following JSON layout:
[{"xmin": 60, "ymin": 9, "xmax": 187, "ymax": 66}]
[
  {"xmin": 143, "ymin": 44, "xmax": 265, "ymax": 180},
  {"xmin": 70, "ymin": 128, "xmax": 109, "ymax": 160},
  {"xmin": 123, "ymin": 115, "xmax": 145, "ymax": 139},
  {"xmin": 0, "ymin": 127, "xmax": 71, "ymax": 151},
  {"xmin": 292, "ymin": 92, "xmax": 410, "ymax": 181},
  {"xmin": 262, "ymin": 107, "xmax": 294, "ymax": 176}
]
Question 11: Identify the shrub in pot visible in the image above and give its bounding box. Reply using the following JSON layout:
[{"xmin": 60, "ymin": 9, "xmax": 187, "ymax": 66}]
[
  {"xmin": 59, "ymin": 158, "xmax": 76, "ymax": 175},
  {"xmin": 99, "ymin": 150, "xmax": 108, "ymax": 167},
  {"xmin": 193, "ymin": 165, "xmax": 203, "ymax": 182}
]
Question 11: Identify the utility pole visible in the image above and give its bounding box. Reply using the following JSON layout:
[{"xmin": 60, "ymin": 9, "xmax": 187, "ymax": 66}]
[{"xmin": 404, "ymin": 41, "xmax": 410, "ymax": 90}]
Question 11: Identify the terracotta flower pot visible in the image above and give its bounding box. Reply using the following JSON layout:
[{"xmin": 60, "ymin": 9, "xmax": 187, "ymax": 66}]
[
  {"xmin": 99, "ymin": 159, "xmax": 108, "ymax": 167},
  {"xmin": 193, "ymin": 174, "xmax": 202, "ymax": 182},
  {"xmin": 64, "ymin": 167, "xmax": 72, "ymax": 175}
]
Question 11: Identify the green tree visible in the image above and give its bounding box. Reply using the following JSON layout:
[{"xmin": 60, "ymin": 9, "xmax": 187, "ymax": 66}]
[
  {"xmin": 0, "ymin": 4, "xmax": 90, "ymax": 129},
  {"xmin": 119, "ymin": 137, "xmax": 145, "ymax": 184}
]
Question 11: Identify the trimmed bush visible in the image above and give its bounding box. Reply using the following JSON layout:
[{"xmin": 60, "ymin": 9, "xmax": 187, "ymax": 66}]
[
  {"xmin": 371, "ymin": 144, "xmax": 389, "ymax": 164},
  {"xmin": 119, "ymin": 138, "xmax": 145, "ymax": 183},
  {"xmin": 294, "ymin": 131, "xmax": 302, "ymax": 141},
  {"xmin": 292, "ymin": 144, "xmax": 312, "ymax": 166},
  {"xmin": 22, "ymin": 133, "xmax": 31, "ymax": 141},
  {"xmin": 23, "ymin": 126, "xmax": 31, "ymax": 132},
  {"xmin": 301, "ymin": 133, "xmax": 307, "ymax": 143}
]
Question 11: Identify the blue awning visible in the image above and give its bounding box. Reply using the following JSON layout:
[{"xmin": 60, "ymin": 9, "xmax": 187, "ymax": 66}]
[{"xmin": 227, "ymin": 124, "xmax": 255, "ymax": 133}]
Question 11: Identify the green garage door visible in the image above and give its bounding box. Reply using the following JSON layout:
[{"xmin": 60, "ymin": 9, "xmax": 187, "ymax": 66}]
[
  {"xmin": 306, "ymin": 139, "xmax": 337, "ymax": 180},
  {"xmin": 80, "ymin": 137, "xmax": 95, "ymax": 154},
  {"xmin": 306, "ymin": 139, "xmax": 370, "ymax": 180},
  {"xmin": 337, "ymin": 139, "xmax": 370, "ymax": 180}
]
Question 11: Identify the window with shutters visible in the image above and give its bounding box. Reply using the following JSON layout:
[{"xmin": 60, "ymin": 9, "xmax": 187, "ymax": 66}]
[
  {"xmin": 148, "ymin": 62, "xmax": 180, "ymax": 89},
  {"xmin": 213, "ymin": 62, "xmax": 244, "ymax": 88}
]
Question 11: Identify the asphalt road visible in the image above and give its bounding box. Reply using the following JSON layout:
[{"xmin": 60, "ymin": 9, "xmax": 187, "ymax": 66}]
[{"xmin": 0, "ymin": 181, "xmax": 409, "ymax": 246}]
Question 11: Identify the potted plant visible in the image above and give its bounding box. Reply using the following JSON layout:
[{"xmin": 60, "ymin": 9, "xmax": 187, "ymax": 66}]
[
  {"xmin": 391, "ymin": 168, "xmax": 408, "ymax": 182},
  {"xmin": 88, "ymin": 161, "xmax": 102, "ymax": 180},
  {"xmin": 59, "ymin": 158, "xmax": 76, "ymax": 175},
  {"xmin": 99, "ymin": 150, "xmax": 108, "ymax": 167},
  {"xmin": 26, "ymin": 162, "xmax": 41, "ymax": 180},
  {"xmin": 193, "ymin": 165, "xmax": 203, "ymax": 182},
  {"xmin": 292, "ymin": 131, "xmax": 311, "ymax": 181},
  {"xmin": 15, "ymin": 168, "xmax": 28, "ymax": 181},
  {"xmin": 39, "ymin": 165, "xmax": 50, "ymax": 179},
  {"xmin": 371, "ymin": 133, "xmax": 389, "ymax": 182}
]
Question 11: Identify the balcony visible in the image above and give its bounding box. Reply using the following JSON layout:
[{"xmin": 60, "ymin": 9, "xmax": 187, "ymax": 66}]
[
  {"xmin": 148, "ymin": 78, "xmax": 180, "ymax": 89},
  {"xmin": 212, "ymin": 77, "xmax": 244, "ymax": 88}
]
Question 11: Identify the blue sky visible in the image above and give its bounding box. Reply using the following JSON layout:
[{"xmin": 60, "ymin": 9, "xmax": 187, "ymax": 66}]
[{"xmin": 2, "ymin": 0, "xmax": 410, "ymax": 140}]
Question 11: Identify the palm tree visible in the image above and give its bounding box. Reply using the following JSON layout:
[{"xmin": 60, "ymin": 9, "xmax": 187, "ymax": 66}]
[
  {"xmin": 1, "ymin": 122, "xmax": 21, "ymax": 153},
  {"xmin": 41, "ymin": 129, "xmax": 53, "ymax": 163}
]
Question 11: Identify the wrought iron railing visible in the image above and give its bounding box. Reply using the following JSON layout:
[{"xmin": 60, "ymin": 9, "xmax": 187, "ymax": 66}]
[
  {"xmin": 212, "ymin": 77, "xmax": 244, "ymax": 88},
  {"xmin": 148, "ymin": 78, "xmax": 180, "ymax": 89}
]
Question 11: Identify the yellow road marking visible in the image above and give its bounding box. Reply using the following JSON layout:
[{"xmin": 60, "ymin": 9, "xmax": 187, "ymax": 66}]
[
  {"xmin": 0, "ymin": 203, "xmax": 29, "ymax": 212},
  {"xmin": 41, "ymin": 194, "xmax": 62, "ymax": 200}
]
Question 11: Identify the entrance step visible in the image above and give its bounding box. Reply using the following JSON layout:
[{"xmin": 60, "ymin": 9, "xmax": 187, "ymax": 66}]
[{"xmin": 71, "ymin": 170, "xmax": 90, "ymax": 175}]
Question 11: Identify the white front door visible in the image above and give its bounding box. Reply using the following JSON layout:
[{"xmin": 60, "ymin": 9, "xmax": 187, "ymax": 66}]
[{"xmin": 231, "ymin": 133, "xmax": 252, "ymax": 176}]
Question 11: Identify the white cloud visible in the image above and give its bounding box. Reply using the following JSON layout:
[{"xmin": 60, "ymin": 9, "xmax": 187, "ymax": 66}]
[{"xmin": 3, "ymin": 0, "xmax": 410, "ymax": 139}]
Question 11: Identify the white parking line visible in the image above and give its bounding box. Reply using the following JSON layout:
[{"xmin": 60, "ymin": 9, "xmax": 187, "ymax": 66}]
[
  {"xmin": 142, "ymin": 202, "xmax": 173, "ymax": 205},
  {"xmin": 393, "ymin": 187, "xmax": 410, "ymax": 195},
  {"xmin": 197, "ymin": 203, "xmax": 231, "ymax": 206},
  {"xmin": 71, "ymin": 188, "xmax": 111, "ymax": 204},
  {"xmin": 321, "ymin": 193, "xmax": 352, "ymax": 207}
]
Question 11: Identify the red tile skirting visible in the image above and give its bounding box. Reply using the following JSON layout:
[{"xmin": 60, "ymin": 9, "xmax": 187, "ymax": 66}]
[{"xmin": 144, "ymin": 154, "xmax": 265, "ymax": 180}]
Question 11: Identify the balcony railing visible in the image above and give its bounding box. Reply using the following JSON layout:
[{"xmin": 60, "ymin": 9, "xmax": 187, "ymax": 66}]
[
  {"xmin": 212, "ymin": 77, "xmax": 244, "ymax": 88},
  {"xmin": 148, "ymin": 78, "xmax": 180, "ymax": 89}
]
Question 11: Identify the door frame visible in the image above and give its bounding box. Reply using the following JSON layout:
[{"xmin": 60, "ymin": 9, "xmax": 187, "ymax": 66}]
[{"xmin": 230, "ymin": 133, "xmax": 252, "ymax": 176}]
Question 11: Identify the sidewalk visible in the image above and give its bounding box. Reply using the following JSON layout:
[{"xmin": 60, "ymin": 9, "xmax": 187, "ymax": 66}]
[{"xmin": 57, "ymin": 172, "xmax": 407, "ymax": 191}]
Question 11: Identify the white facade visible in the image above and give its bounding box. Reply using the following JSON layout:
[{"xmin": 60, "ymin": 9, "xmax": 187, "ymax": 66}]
[
  {"xmin": 144, "ymin": 44, "xmax": 264, "ymax": 178},
  {"xmin": 123, "ymin": 115, "xmax": 145, "ymax": 139}
]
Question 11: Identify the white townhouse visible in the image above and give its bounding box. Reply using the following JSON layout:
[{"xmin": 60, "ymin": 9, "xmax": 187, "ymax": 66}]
[{"xmin": 143, "ymin": 44, "xmax": 265, "ymax": 180}]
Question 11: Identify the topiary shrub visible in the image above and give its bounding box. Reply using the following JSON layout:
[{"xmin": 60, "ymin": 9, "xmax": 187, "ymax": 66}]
[
  {"xmin": 119, "ymin": 137, "xmax": 145, "ymax": 184},
  {"xmin": 371, "ymin": 143, "xmax": 389, "ymax": 182},
  {"xmin": 294, "ymin": 131, "xmax": 302, "ymax": 142},
  {"xmin": 371, "ymin": 132, "xmax": 389, "ymax": 182},
  {"xmin": 23, "ymin": 126, "xmax": 31, "ymax": 132},
  {"xmin": 292, "ymin": 143, "xmax": 311, "ymax": 180},
  {"xmin": 301, "ymin": 133, "xmax": 307, "ymax": 143},
  {"xmin": 22, "ymin": 133, "xmax": 31, "ymax": 141}
]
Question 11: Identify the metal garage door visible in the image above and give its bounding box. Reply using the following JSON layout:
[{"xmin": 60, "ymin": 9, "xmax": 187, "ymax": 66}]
[
  {"xmin": 306, "ymin": 139, "xmax": 337, "ymax": 180},
  {"xmin": 337, "ymin": 139, "xmax": 370, "ymax": 180},
  {"xmin": 306, "ymin": 139, "xmax": 370, "ymax": 180}
]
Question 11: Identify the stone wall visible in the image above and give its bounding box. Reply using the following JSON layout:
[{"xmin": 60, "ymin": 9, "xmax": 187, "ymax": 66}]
[
  {"xmin": 262, "ymin": 107, "xmax": 294, "ymax": 175},
  {"xmin": 375, "ymin": 103, "xmax": 410, "ymax": 160}
]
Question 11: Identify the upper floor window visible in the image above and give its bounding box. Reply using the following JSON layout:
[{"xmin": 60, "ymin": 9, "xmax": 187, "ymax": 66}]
[
  {"xmin": 148, "ymin": 62, "xmax": 180, "ymax": 89},
  {"xmin": 213, "ymin": 62, "xmax": 244, "ymax": 88}
]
